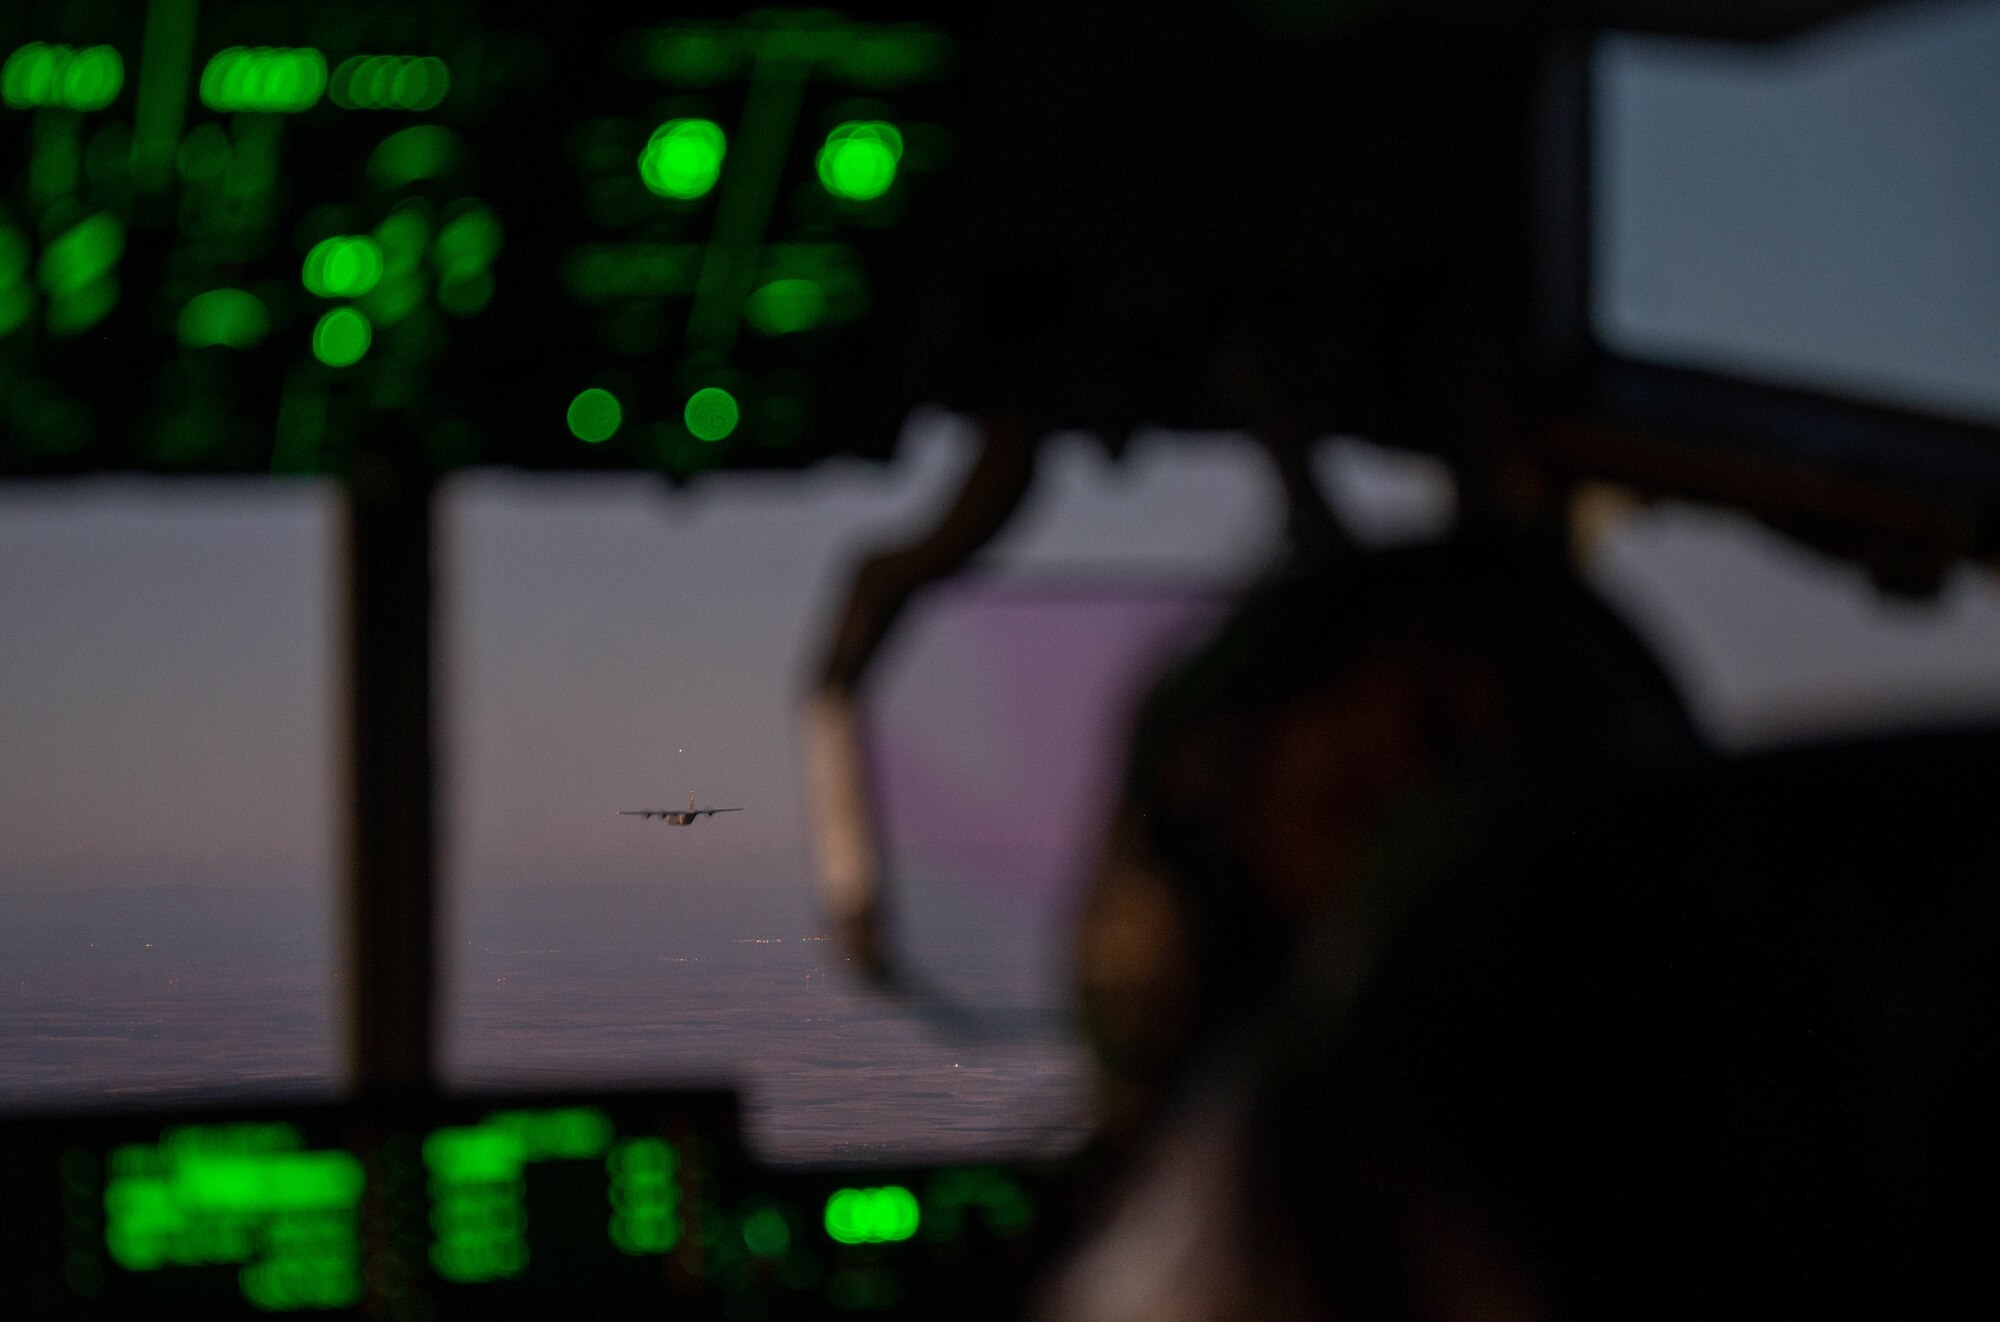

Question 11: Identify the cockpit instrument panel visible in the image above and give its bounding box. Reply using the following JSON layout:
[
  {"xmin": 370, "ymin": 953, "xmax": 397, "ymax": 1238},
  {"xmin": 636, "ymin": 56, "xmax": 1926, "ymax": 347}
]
[
  {"xmin": 0, "ymin": 1089, "xmax": 1055, "ymax": 1319},
  {"xmin": 0, "ymin": 2, "xmax": 958, "ymax": 478}
]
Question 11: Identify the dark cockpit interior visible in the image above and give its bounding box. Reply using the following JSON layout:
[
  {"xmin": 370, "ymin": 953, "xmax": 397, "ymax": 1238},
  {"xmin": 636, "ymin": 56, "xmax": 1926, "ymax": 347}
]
[{"xmin": 4, "ymin": 1, "xmax": 1999, "ymax": 1317}]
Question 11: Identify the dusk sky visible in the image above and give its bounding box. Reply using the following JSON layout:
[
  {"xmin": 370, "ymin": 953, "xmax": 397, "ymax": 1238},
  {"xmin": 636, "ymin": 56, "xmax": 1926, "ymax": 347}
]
[
  {"xmin": 1599, "ymin": 0, "xmax": 2000, "ymax": 424},
  {"xmin": 3, "ymin": 2, "xmax": 2000, "ymax": 1023}
]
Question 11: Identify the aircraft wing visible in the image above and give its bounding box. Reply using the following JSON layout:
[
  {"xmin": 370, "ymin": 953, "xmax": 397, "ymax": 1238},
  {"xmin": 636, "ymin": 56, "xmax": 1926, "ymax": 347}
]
[
  {"xmin": 698, "ymin": 808, "xmax": 743, "ymax": 816},
  {"xmin": 619, "ymin": 810, "xmax": 674, "ymax": 818}
]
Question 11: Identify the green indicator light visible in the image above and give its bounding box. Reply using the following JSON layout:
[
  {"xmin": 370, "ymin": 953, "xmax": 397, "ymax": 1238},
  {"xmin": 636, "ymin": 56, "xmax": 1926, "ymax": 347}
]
[
  {"xmin": 2, "ymin": 44, "xmax": 54, "ymax": 108},
  {"xmin": 101, "ymin": 1127, "xmax": 364, "ymax": 1310},
  {"xmin": 302, "ymin": 236, "xmax": 384, "ymax": 299},
  {"xmin": 44, "ymin": 282, "xmax": 116, "ymax": 337},
  {"xmin": 639, "ymin": 119, "xmax": 726, "ymax": 200},
  {"xmin": 38, "ymin": 212, "xmax": 122, "ymax": 337},
  {"xmin": 431, "ymin": 1238, "xmax": 525, "ymax": 1282},
  {"xmin": 330, "ymin": 55, "xmax": 450, "ymax": 112},
  {"xmin": 606, "ymin": 1137, "xmax": 680, "ymax": 1256},
  {"xmin": 684, "ymin": 387, "xmax": 739, "ymax": 442},
  {"xmin": 424, "ymin": 1126, "xmax": 525, "ymax": 1183},
  {"xmin": 746, "ymin": 278, "xmax": 825, "ymax": 335},
  {"xmin": 566, "ymin": 389, "xmax": 622, "ymax": 443},
  {"xmin": 365, "ymin": 276, "xmax": 422, "ymax": 327},
  {"xmin": 425, "ymin": 1117, "xmax": 537, "ymax": 1284},
  {"xmin": 3, "ymin": 44, "xmax": 124, "ymax": 111},
  {"xmin": 743, "ymin": 1207, "xmax": 791, "ymax": 1258},
  {"xmin": 39, "ymin": 213, "xmax": 123, "ymax": 297},
  {"xmin": 179, "ymin": 1151, "xmax": 365, "ymax": 1212},
  {"xmin": 200, "ymin": 47, "xmax": 327, "ymax": 114},
  {"xmin": 311, "ymin": 307, "xmax": 371, "ymax": 367},
  {"xmin": 607, "ymin": 1136, "xmax": 676, "ymax": 1176},
  {"xmin": 434, "ymin": 206, "xmax": 502, "ymax": 281},
  {"xmin": 369, "ymin": 125, "xmax": 459, "ymax": 187},
  {"xmin": 817, "ymin": 121, "xmax": 902, "ymax": 201},
  {"xmin": 242, "ymin": 1256, "xmax": 362, "ymax": 1312},
  {"xmin": 824, "ymin": 1186, "xmax": 919, "ymax": 1245},
  {"xmin": 541, "ymin": 1107, "xmax": 612, "ymax": 1158},
  {"xmin": 375, "ymin": 209, "xmax": 430, "ymax": 264},
  {"xmin": 63, "ymin": 46, "xmax": 123, "ymax": 110}
]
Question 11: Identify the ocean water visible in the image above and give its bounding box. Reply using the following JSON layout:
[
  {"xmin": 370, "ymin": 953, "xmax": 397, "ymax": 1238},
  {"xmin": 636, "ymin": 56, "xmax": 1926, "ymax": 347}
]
[{"xmin": 0, "ymin": 884, "xmax": 1091, "ymax": 1166}]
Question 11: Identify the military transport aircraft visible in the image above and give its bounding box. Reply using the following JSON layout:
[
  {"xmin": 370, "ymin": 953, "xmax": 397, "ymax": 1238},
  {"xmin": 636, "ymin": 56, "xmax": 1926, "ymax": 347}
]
[{"xmin": 619, "ymin": 794, "xmax": 743, "ymax": 825}]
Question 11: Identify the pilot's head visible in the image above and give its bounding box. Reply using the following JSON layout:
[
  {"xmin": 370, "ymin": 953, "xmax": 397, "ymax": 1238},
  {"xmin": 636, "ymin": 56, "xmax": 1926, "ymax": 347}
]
[{"xmin": 1076, "ymin": 537, "xmax": 1702, "ymax": 1139}]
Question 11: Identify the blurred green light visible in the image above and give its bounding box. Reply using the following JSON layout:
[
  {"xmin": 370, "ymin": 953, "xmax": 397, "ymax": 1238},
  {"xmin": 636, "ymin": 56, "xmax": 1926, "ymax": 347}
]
[
  {"xmin": 607, "ymin": 1136, "xmax": 676, "ymax": 1176},
  {"xmin": 242, "ymin": 1256, "xmax": 362, "ymax": 1312},
  {"xmin": 608, "ymin": 1214, "xmax": 679, "ymax": 1256},
  {"xmin": 492, "ymin": 1107, "xmax": 614, "ymax": 1159},
  {"xmin": 374, "ymin": 208, "xmax": 430, "ymax": 262},
  {"xmin": 431, "ymin": 1237, "xmax": 526, "ymax": 1282},
  {"xmin": 330, "ymin": 55, "xmax": 449, "ymax": 112},
  {"xmin": 45, "ymin": 283, "xmax": 118, "ymax": 337},
  {"xmin": 434, "ymin": 206, "xmax": 502, "ymax": 280},
  {"xmin": 824, "ymin": 1186, "xmax": 919, "ymax": 1245},
  {"xmin": 39, "ymin": 213, "xmax": 122, "ymax": 315},
  {"xmin": 1, "ymin": 44, "xmax": 54, "ymax": 108},
  {"xmin": 369, "ymin": 125, "xmax": 459, "ymax": 187},
  {"xmin": 606, "ymin": 1137, "xmax": 680, "ymax": 1256},
  {"xmin": 178, "ymin": 288, "xmax": 269, "ymax": 348},
  {"xmin": 102, "ymin": 1127, "xmax": 364, "ymax": 1310},
  {"xmin": 424, "ymin": 1125, "xmax": 525, "ymax": 1183},
  {"xmin": 639, "ymin": 119, "xmax": 725, "ymax": 200},
  {"xmin": 63, "ymin": 46, "xmax": 123, "ymax": 110},
  {"xmin": 426, "ymin": 1116, "xmax": 542, "ymax": 1285},
  {"xmin": 745, "ymin": 278, "xmax": 825, "ymax": 335},
  {"xmin": 742, "ymin": 1207, "xmax": 791, "ymax": 1258},
  {"xmin": 179, "ymin": 1152, "xmax": 364, "ymax": 1212},
  {"xmin": 3, "ymin": 43, "xmax": 123, "ymax": 111},
  {"xmin": 40, "ymin": 213, "xmax": 122, "ymax": 296},
  {"xmin": 816, "ymin": 121, "xmax": 902, "ymax": 201},
  {"xmin": 311, "ymin": 307, "xmax": 371, "ymax": 367},
  {"xmin": 567, "ymin": 388, "xmax": 622, "ymax": 443},
  {"xmin": 363, "ymin": 275, "xmax": 422, "ymax": 327},
  {"xmin": 683, "ymin": 387, "xmax": 739, "ymax": 442},
  {"xmin": 302, "ymin": 236, "xmax": 384, "ymax": 299},
  {"xmin": 200, "ymin": 47, "xmax": 326, "ymax": 114}
]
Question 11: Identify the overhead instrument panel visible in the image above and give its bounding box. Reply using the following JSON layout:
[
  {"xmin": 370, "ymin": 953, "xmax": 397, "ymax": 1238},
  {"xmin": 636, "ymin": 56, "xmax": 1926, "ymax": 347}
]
[{"xmin": 0, "ymin": 1, "xmax": 959, "ymax": 477}]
